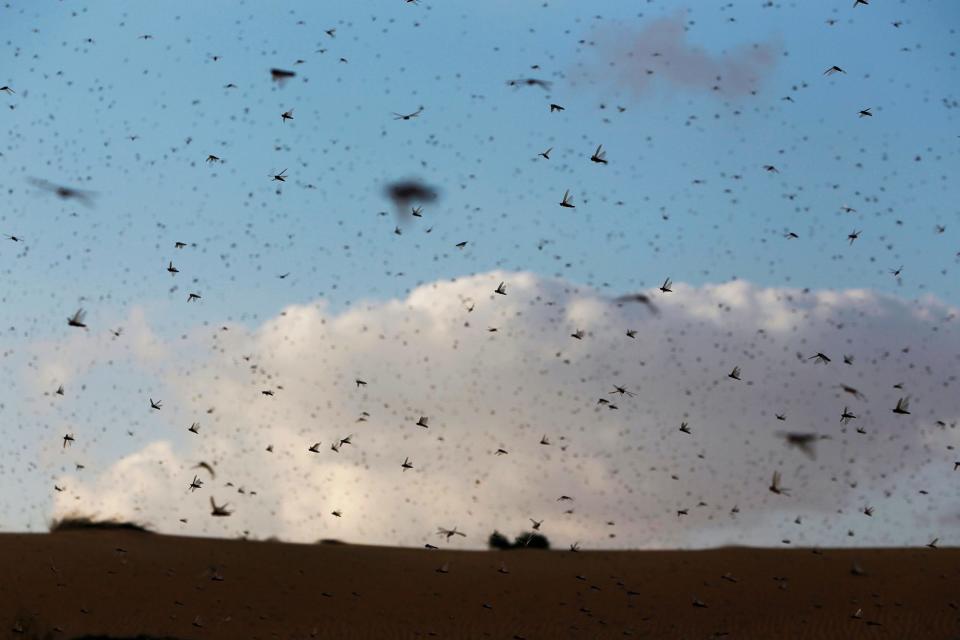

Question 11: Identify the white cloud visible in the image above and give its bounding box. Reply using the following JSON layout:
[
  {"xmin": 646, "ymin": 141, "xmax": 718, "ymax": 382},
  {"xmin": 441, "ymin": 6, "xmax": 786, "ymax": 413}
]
[{"xmin": 45, "ymin": 271, "xmax": 960, "ymax": 548}]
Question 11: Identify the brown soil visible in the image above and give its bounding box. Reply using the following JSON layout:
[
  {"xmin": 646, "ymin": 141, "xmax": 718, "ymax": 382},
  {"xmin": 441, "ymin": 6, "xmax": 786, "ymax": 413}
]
[{"xmin": 2, "ymin": 531, "xmax": 959, "ymax": 639}]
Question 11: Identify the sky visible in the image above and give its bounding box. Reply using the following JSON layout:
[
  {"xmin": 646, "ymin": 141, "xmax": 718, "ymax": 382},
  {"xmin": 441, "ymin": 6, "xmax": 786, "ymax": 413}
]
[{"xmin": 0, "ymin": 0, "xmax": 959, "ymax": 549}]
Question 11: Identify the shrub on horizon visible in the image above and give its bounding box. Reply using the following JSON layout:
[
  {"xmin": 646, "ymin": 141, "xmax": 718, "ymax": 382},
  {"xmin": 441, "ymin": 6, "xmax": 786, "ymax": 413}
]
[
  {"xmin": 488, "ymin": 529, "xmax": 550, "ymax": 550},
  {"xmin": 49, "ymin": 515, "xmax": 152, "ymax": 534},
  {"xmin": 513, "ymin": 531, "xmax": 550, "ymax": 549},
  {"xmin": 488, "ymin": 530, "xmax": 512, "ymax": 549}
]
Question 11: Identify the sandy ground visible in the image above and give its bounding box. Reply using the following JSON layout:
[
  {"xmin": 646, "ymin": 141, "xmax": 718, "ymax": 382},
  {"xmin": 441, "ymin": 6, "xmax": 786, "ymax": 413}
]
[{"xmin": 2, "ymin": 531, "xmax": 959, "ymax": 639}]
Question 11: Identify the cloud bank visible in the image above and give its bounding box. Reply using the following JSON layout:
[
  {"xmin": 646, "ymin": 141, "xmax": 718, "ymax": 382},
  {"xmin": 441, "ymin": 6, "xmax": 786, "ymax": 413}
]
[{"xmin": 40, "ymin": 271, "xmax": 960, "ymax": 549}]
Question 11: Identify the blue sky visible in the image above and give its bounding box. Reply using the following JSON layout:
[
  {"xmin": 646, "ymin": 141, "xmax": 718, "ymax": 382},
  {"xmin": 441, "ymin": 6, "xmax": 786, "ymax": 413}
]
[
  {"xmin": 2, "ymin": 0, "xmax": 958, "ymax": 335},
  {"xmin": 1, "ymin": 1, "xmax": 959, "ymax": 545}
]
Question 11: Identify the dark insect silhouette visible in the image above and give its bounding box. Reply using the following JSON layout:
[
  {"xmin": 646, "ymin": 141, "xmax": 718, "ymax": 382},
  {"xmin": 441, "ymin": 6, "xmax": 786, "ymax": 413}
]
[
  {"xmin": 506, "ymin": 78, "xmax": 552, "ymax": 90},
  {"xmin": 769, "ymin": 471, "xmax": 789, "ymax": 495},
  {"xmin": 67, "ymin": 309, "xmax": 87, "ymax": 328},
  {"xmin": 892, "ymin": 397, "xmax": 911, "ymax": 415},
  {"xmin": 780, "ymin": 432, "xmax": 828, "ymax": 459},
  {"xmin": 384, "ymin": 180, "xmax": 438, "ymax": 220},
  {"xmin": 590, "ymin": 144, "xmax": 607, "ymax": 164},
  {"xmin": 28, "ymin": 178, "xmax": 96, "ymax": 207},
  {"xmin": 270, "ymin": 68, "xmax": 296, "ymax": 85},
  {"xmin": 436, "ymin": 526, "xmax": 466, "ymax": 541},
  {"xmin": 393, "ymin": 106, "xmax": 424, "ymax": 121},
  {"xmin": 210, "ymin": 497, "xmax": 232, "ymax": 517}
]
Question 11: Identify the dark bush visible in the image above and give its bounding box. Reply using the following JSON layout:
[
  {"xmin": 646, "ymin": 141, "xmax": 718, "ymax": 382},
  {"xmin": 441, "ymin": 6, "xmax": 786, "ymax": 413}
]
[
  {"xmin": 49, "ymin": 515, "xmax": 152, "ymax": 534},
  {"xmin": 514, "ymin": 531, "xmax": 550, "ymax": 549},
  {"xmin": 488, "ymin": 529, "xmax": 550, "ymax": 550},
  {"xmin": 488, "ymin": 530, "xmax": 512, "ymax": 549}
]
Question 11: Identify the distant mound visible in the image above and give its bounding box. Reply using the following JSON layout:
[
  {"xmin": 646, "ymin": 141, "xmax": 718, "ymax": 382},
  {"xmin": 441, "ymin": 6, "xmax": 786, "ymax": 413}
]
[
  {"xmin": 316, "ymin": 538, "xmax": 348, "ymax": 545},
  {"xmin": 69, "ymin": 636, "xmax": 189, "ymax": 640},
  {"xmin": 49, "ymin": 516, "xmax": 152, "ymax": 534}
]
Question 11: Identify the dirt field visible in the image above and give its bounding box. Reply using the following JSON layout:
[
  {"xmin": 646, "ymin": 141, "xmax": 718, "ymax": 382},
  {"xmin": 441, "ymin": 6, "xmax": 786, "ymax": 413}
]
[{"xmin": 3, "ymin": 531, "xmax": 959, "ymax": 639}]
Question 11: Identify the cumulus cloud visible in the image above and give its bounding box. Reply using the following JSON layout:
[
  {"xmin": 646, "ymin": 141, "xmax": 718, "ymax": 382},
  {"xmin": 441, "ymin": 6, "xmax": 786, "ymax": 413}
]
[
  {"xmin": 44, "ymin": 272, "xmax": 960, "ymax": 548},
  {"xmin": 21, "ymin": 305, "xmax": 165, "ymax": 395},
  {"xmin": 572, "ymin": 13, "xmax": 781, "ymax": 98}
]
